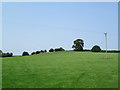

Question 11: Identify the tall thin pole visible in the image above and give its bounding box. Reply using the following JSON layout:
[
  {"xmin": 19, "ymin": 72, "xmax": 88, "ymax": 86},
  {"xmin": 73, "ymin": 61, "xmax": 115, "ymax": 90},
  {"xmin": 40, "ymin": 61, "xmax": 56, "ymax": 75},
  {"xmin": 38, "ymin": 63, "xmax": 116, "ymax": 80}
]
[{"xmin": 104, "ymin": 32, "xmax": 107, "ymax": 57}]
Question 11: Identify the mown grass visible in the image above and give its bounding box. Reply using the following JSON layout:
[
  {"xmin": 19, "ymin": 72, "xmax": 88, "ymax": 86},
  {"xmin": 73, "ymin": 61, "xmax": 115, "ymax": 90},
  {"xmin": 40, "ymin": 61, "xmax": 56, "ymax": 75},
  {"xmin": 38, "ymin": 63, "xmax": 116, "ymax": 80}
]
[{"xmin": 2, "ymin": 51, "xmax": 118, "ymax": 88}]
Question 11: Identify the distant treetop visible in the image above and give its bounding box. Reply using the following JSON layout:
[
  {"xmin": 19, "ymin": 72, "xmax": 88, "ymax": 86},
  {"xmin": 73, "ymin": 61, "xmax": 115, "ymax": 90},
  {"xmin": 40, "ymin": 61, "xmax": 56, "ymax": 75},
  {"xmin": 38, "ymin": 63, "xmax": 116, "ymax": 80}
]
[
  {"xmin": 0, "ymin": 50, "xmax": 3, "ymax": 53},
  {"xmin": 91, "ymin": 45, "xmax": 101, "ymax": 52},
  {"xmin": 72, "ymin": 39, "xmax": 84, "ymax": 51}
]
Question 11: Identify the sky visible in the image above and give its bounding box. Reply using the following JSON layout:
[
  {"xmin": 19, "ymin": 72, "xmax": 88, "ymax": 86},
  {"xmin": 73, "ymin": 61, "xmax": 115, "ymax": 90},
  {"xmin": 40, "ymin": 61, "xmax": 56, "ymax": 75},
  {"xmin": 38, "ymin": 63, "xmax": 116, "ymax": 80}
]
[
  {"xmin": 0, "ymin": 2, "xmax": 2, "ymax": 51},
  {"xmin": 2, "ymin": 2, "xmax": 118, "ymax": 55}
]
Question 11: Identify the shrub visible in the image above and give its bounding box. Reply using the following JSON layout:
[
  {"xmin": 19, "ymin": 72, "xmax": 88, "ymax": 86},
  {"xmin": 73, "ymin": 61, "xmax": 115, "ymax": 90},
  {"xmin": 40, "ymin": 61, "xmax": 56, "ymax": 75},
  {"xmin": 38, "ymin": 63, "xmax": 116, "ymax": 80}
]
[
  {"xmin": 0, "ymin": 50, "xmax": 3, "ymax": 57},
  {"xmin": 49, "ymin": 48, "xmax": 54, "ymax": 52},
  {"xmin": 44, "ymin": 50, "xmax": 47, "ymax": 53},
  {"xmin": 0, "ymin": 53, "xmax": 13, "ymax": 57},
  {"xmin": 1, "ymin": 53, "xmax": 6, "ymax": 57},
  {"xmin": 8, "ymin": 53, "xmax": 13, "ymax": 57},
  {"xmin": 40, "ymin": 50, "xmax": 44, "ymax": 53},
  {"xmin": 22, "ymin": 51, "xmax": 29, "ymax": 56},
  {"xmin": 0, "ymin": 53, "xmax": 2, "ymax": 57},
  {"xmin": 54, "ymin": 48, "xmax": 59, "ymax": 52},
  {"xmin": 36, "ymin": 51, "xmax": 41, "ymax": 54},
  {"xmin": 91, "ymin": 45, "xmax": 101, "ymax": 52},
  {"xmin": 59, "ymin": 47, "xmax": 65, "ymax": 51},
  {"xmin": 101, "ymin": 50, "xmax": 120, "ymax": 53},
  {"xmin": 31, "ymin": 52, "xmax": 36, "ymax": 55},
  {"xmin": 55, "ymin": 47, "xmax": 65, "ymax": 52},
  {"xmin": 83, "ymin": 49, "xmax": 91, "ymax": 51},
  {"xmin": 0, "ymin": 50, "xmax": 2, "ymax": 53}
]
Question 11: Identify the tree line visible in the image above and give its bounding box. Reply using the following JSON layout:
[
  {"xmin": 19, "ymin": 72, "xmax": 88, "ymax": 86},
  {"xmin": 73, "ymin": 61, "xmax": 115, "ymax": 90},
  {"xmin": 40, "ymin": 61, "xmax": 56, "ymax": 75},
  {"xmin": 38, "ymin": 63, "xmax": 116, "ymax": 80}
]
[
  {"xmin": 72, "ymin": 39, "xmax": 120, "ymax": 52},
  {"xmin": 72, "ymin": 39, "xmax": 101, "ymax": 52},
  {"xmin": 0, "ymin": 39, "xmax": 119, "ymax": 57},
  {"xmin": 22, "ymin": 47, "xmax": 65, "ymax": 56},
  {"xmin": 0, "ymin": 50, "xmax": 13, "ymax": 57}
]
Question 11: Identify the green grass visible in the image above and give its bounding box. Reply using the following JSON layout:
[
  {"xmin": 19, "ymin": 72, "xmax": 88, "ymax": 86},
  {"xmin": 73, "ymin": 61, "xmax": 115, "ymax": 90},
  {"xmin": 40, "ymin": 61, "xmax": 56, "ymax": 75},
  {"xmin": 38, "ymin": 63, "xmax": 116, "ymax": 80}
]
[{"xmin": 2, "ymin": 51, "xmax": 118, "ymax": 88}]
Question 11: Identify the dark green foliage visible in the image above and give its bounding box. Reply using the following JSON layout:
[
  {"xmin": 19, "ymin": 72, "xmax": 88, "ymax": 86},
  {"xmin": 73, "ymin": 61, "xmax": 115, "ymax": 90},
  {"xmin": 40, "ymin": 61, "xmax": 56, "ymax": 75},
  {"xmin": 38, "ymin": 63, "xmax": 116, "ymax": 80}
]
[
  {"xmin": 83, "ymin": 49, "xmax": 91, "ymax": 51},
  {"xmin": 31, "ymin": 50, "xmax": 47, "ymax": 55},
  {"xmin": 0, "ymin": 50, "xmax": 3, "ymax": 57},
  {"xmin": 22, "ymin": 52, "xmax": 29, "ymax": 56},
  {"xmin": 73, "ymin": 45, "xmax": 83, "ymax": 51},
  {"xmin": 0, "ymin": 50, "xmax": 2, "ymax": 53},
  {"xmin": 0, "ymin": 53, "xmax": 2, "ymax": 57},
  {"xmin": 31, "ymin": 52, "xmax": 36, "ymax": 55},
  {"xmin": 40, "ymin": 50, "xmax": 44, "ymax": 53},
  {"xmin": 59, "ymin": 47, "xmax": 65, "ymax": 51},
  {"xmin": 72, "ymin": 39, "xmax": 84, "ymax": 51},
  {"xmin": 55, "ymin": 48, "xmax": 58, "ymax": 52},
  {"xmin": 91, "ymin": 45, "xmax": 101, "ymax": 52},
  {"xmin": 55, "ymin": 47, "xmax": 65, "ymax": 52},
  {"xmin": 6, "ymin": 53, "xmax": 8, "ymax": 56},
  {"xmin": 1, "ymin": 53, "xmax": 6, "ymax": 57},
  {"xmin": 49, "ymin": 48, "xmax": 54, "ymax": 52},
  {"xmin": 0, "ymin": 52, "xmax": 13, "ymax": 57},
  {"xmin": 44, "ymin": 50, "xmax": 47, "ymax": 53},
  {"xmin": 9, "ymin": 53, "xmax": 13, "ymax": 57},
  {"xmin": 101, "ymin": 50, "xmax": 120, "ymax": 53},
  {"xmin": 36, "ymin": 51, "xmax": 40, "ymax": 54}
]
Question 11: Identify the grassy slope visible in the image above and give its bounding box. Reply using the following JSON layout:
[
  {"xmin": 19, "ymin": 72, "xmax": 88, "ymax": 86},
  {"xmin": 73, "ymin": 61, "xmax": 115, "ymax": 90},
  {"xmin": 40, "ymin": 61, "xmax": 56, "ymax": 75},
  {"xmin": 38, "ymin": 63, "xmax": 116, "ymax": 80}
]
[{"xmin": 2, "ymin": 51, "xmax": 118, "ymax": 88}]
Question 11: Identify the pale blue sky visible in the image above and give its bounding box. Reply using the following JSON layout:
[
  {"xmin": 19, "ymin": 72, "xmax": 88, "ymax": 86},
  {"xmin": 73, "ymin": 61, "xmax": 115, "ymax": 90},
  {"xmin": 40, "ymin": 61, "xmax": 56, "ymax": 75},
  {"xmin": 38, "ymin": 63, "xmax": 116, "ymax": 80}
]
[{"xmin": 2, "ymin": 2, "xmax": 118, "ymax": 55}]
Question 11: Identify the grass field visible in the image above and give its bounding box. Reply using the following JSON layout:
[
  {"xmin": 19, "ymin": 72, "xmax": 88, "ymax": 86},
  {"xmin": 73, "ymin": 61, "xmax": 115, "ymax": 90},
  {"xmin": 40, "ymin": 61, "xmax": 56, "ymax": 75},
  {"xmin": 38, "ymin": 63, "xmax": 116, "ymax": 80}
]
[{"xmin": 2, "ymin": 51, "xmax": 118, "ymax": 88}]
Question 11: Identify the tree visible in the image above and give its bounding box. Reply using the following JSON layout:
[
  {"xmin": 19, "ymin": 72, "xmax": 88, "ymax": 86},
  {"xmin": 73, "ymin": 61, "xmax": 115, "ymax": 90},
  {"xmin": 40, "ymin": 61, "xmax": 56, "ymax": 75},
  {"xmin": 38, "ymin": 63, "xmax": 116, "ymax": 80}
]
[
  {"xmin": 0, "ymin": 50, "xmax": 2, "ymax": 53},
  {"xmin": 0, "ymin": 52, "xmax": 13, "ymax": 57},
  {"xmin": 31, "ymin": 52, "xmax": 36, "ymax": 55},
  {"xmin": 59, "ymin": 47, "xmax": 65, "ymax": 51},
  {"xmin": 36, "ymin": 51, "xmax": 40, "ymax": 54},
  {"xmin": 91, "ymin": 45, "xmax": 101, "ymax": 52},
  {"xmin": 8, "ymin": 53, "xmax": 13, "ymax": 57},
  {"xmin": 40, "ymin": 50, "xmax": 44, "ymax": 53},
  {"xmin": 72, "ymin": 39, "xmax": 84, "ymax": 51},
  {"xmin": 49, "ymin": 48, "xmax": 54, "ymax": 52},
  {"xmin": 1, "ymin": 53, "xmax": 6, "ymax": 57},
  {"xmin": 22, "ymin": 51, "xmax": 29, "ymax": 56},
  {"xmin": 55, "ymin": 47, "xmax": 65, "ymax": 52},
  {"xmin": 0, "ymin": 50, "xmax": 3, "ymax": 57},
  {"xmin": 44, "ymin": 50, "xmax": 47, "ymax": 53},
  {"xmin": 55, "ymin": 48, "xmax": 59, "ymax": 52}
]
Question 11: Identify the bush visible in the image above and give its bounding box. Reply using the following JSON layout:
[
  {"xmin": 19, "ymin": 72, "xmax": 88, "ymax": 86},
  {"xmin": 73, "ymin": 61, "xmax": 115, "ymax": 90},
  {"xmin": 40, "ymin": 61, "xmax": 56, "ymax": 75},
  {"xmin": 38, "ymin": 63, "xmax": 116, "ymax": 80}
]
[
  {"xmin": 1, "ymin": 53, "xmax": 7, "ymax": 57},
  {"xmin": 0, "ymin": 53, "xmax": 13, "ymax": 57},
  {"xmin": 55, "ymin": 48, "xmax": 59, "ymax": 52},
  {"xmin": 40, "ymin": 50, "xmax": 44, "ymax": 53},
  {"xmin": 49, "ymin": 48, "xmax": 54, "ymax": 52},
  {"xmin": 83, "ymin": 49, "xmax": 91, "ymax": 51},
  {"xmin": 0, "ymin": 53, "xmax": 2, "ymax": 57},
  {"xmin": 8, "ymin": 53, "xmax": 13, "ymax": 57},
  {"xmin": 31, "ymin": 52, "xmax": 36, "ymax": 55},
  {"xmin": 0, "ymin": 50, "xmax": 2, "ymax": 53},
  {"xmin": 101, "ymin": 50, "xmax": 120, "ymax": 53},
  {"xmin": 22, "ymin": 51, "xmax": 29, "ymax": 56},
  {"xmin": 91, "ymin": 45, "xmax": 101, "ymax": 52},
  {"xmin": 44, "ymin": 50, "xmax": 47, "ymax": 53},
  {"xmin": 55, "ymin": 47, "xmax": 65, "ymax": 52},
  {"xmin": 36, "ymin": 51, "xmax": 41, "ymax": 54},
  {"xmin": 59, "ymin": 47, "xmax": 65, "ymax": 51}
]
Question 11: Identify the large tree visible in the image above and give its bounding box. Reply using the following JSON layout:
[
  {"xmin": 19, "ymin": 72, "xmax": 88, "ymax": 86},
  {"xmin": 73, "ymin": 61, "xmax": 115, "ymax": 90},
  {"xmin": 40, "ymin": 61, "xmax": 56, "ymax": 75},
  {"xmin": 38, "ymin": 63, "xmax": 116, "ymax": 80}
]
[{"xmin": 72, "ymin": 39, "xmax": 84, "ymax": 51}]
